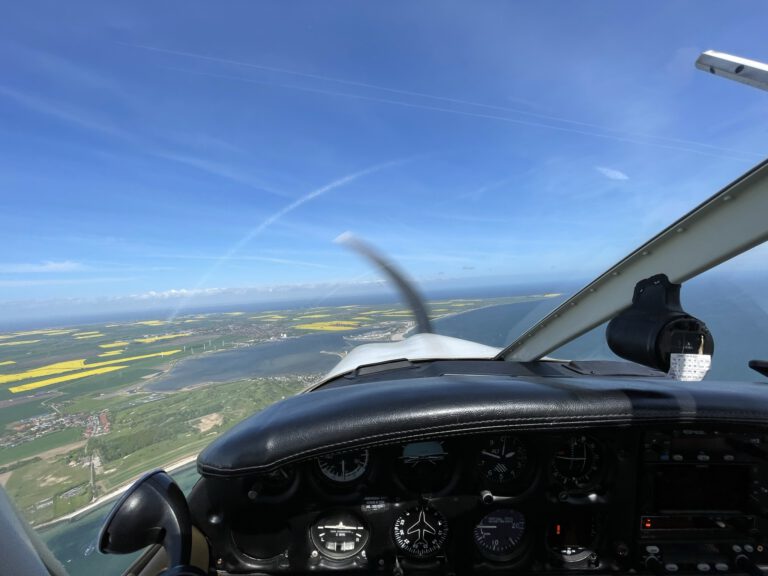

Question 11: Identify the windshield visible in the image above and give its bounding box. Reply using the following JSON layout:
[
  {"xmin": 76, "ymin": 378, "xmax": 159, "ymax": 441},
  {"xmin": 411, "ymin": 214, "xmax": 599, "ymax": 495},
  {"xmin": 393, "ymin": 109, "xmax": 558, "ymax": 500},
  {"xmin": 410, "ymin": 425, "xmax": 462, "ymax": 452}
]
[{"xmin": 1, "ymin": 1, "xmax": 767, "ymax": 573}]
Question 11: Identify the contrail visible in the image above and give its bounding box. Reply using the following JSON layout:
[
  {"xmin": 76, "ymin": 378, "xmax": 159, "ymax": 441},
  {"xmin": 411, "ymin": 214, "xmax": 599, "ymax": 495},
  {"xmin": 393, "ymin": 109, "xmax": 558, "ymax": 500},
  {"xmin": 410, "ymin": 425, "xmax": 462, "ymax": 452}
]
[
  {"xmin": 167, "ymin": 159, "xmax": 405, "ymax": 320},
  {"xmin": 227, "ymin": 160, "xmax": 402, "ymax": 257},
  {"xmin": 125, "ymin": 43, "xmax": 763, "ymax": 160},
  {"xmin": 150, "ymin": 253, "xmax": 332, "ymax": 268},
  {"xmin": 162, "ymin": 67, "xmax": 760, "ymax": 163}
]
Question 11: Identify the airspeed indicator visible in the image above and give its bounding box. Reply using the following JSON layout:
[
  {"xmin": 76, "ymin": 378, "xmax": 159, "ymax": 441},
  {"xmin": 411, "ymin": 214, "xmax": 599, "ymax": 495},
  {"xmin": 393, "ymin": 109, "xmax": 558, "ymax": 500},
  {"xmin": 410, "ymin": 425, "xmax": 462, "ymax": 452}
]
[{"xmin": 316, "ymin": 449, "xmax": 369, "ymax": 483}]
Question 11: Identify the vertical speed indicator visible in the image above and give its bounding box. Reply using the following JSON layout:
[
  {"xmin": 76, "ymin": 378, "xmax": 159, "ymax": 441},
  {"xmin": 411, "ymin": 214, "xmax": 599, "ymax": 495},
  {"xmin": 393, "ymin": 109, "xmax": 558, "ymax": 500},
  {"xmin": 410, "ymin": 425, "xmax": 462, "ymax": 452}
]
[{"xmin": 474, "ymin": 509, "xmax": 528, "ymax": 562}]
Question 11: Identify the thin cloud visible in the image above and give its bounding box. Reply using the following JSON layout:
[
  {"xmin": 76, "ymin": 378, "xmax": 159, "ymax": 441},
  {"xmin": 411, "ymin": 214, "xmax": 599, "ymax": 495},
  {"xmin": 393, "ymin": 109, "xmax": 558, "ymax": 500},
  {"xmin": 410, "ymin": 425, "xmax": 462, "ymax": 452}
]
[
  {"xmin": 231, "ymin": 159, "xmax": 405, "ymax": 252},
  {"xmin": 0, "ymin": 85, "xmax": 130, "ymax": 141},
  {"xmin": 596, "ymin": 166, "xmax": 630, "ymax": 181},
  {"xmin": 125, "ymin": 287, "xmax": 228, "ymax": 301},
  {"xmin": 151, "ymin": 253, "xmax": 332, "ymax": 269},
  {"xmin": 127, "ymin": 43, "xmax": 762, "ymax": 161},
  {"xmin": 163, "ymin": 67, "xmax": 759, "ymax": 163},
  {"xmin": 152, "ymin": 151, "xmax": 289, "ymax": 199},
  {"xmin": 17, "ymin": 44, "xmax": 119, "ymax": 95},
  {"xmin": 0, "ymin": 260, "xmax": 86, "ymax": 274},
  {"xmin": 453, "ymin": 176, "xmax": 515, "ymax": 203},
  {"xmin": 0, "ymin": 276, "xmax": 134, "ymax": 287},
  {"xmin": 0, "ymin": 85, "xmax": 286, "ymax": 199},
  {"xmin": 167, "ymin": 159, "xmax": 407, "ymax": 319}
]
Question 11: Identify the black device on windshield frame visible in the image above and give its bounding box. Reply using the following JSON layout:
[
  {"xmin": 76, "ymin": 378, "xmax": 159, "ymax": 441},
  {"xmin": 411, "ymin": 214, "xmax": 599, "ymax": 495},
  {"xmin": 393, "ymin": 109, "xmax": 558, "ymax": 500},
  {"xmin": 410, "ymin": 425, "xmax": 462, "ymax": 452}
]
[{"xmin": 606, "ymin": 274, "xmax": 714, "ymax": 373}]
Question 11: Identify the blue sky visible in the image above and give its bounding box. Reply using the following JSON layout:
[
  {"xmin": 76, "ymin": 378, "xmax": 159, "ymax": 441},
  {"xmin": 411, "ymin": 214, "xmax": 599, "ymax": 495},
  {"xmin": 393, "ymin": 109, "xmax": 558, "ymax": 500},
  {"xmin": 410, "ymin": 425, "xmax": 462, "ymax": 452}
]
[{"xmin": 1, "ymin": 1, "xmax": 767, "ymax": 320}]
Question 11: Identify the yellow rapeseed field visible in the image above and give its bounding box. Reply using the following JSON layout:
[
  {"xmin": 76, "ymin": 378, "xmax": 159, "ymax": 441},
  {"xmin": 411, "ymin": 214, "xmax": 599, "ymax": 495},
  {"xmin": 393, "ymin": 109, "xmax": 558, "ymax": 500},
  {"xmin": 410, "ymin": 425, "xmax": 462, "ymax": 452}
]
[
  {"xmin": 98, "ymin": 350, "xmax": 124, "ymax": 357},
  {"xmin": 9, "ymin": 366, "xmax": 128, "ymax": 393},
  {"xmin": 133, "ymin": 332, "xmax": 192, "ymax": 344},
  {"xmin": 0, "ymin": 361, "xmax": 15, "ymax": 366},
  {"xmin": 1, "ymin": 328, "xmax": 75, "ymax": 339},
  {"xmin": 0, "ymin": 350, "xmax": 182, "ymax": 387},
  {"xmin": 38, "ymin": 329, "xmax": 78, "ymax": 335},
  {"xmin": 0, "ymin": 340, "xmax": 41, "ymax": 347},
  {"xmin": 74, "ymin": 333, "xmax": 104, "ymax": 339},
  {"xmin": 296, "ymin": 314, "xmax": 330, "ymax": 319},
  {"xmin": 134, "ymin": 320, "xmax": 167, "ymax": 326},
  {"xmin": 294, "ymin": 321, "xmax": 360, "ymax": 331},
  {"xmin": 0, "ymin": 359, "xmax": 89, "ymax": 384},
  {"xmin": 99, "ymin": 341, "xmax": 130, "ymax": 349}
]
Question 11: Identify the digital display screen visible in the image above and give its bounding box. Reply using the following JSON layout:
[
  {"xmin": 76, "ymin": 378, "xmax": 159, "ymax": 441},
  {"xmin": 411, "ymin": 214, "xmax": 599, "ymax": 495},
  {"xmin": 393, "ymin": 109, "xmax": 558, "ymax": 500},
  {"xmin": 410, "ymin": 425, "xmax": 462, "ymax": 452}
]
[
  {"xmin": 669, "ymin": 436, "xmax": 729, "ymax": 453},
  {"xmin": 654, "ymin": 465, "xmax": 749, "ymax": 511}
]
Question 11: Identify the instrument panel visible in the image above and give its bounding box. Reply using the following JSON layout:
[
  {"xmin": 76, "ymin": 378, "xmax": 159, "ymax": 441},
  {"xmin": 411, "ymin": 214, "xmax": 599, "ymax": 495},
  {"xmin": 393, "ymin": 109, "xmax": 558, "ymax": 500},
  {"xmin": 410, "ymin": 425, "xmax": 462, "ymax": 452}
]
[
  {"xmin": 221, "ymin": 431, "xmax": 626, "ymax": 573},
  {"xmin": 206, "ymin": 427, "xmax": 768, "ymax": 574}
]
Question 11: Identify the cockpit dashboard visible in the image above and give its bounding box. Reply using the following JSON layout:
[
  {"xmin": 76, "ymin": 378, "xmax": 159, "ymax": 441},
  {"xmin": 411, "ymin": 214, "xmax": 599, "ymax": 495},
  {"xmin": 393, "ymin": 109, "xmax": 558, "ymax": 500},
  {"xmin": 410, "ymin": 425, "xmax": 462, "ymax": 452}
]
[{"xmin": 186, "ymin": 362, "xmax": 768, "ymax": 575}]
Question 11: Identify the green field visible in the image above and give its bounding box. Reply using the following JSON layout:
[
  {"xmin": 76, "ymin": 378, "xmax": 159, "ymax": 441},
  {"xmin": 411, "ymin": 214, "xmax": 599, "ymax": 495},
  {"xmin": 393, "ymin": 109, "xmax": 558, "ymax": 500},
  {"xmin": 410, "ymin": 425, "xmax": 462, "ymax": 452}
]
[
  {"xmin": 0, "ymin": 399, "xmax": 51, "ymax": 429},
  {"xmin": 6, "ymin": 453, "xmax": 92, "ymax": 524},
  {"xmin": 0, "ymin": 295, "xmax": 557, "ymax": 526},
  {"xmin": 0, "ymin": 428, "xmax": 82, "ymax": 467},
  {"xmin": 2, "ymin": 376, "xmax": 305, "ymax": 525},
  {"xmin": 89, "ymin": 377, "xmax": 305, "ymax": 493}
]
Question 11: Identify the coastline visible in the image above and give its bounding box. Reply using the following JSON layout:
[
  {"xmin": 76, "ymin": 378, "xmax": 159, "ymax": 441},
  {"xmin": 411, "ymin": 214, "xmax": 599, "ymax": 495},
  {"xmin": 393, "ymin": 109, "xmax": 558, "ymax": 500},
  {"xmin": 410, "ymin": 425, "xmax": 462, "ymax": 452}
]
[{"xmin": 35, "ymin": 452, "xmax": 199, "ymax": 530}]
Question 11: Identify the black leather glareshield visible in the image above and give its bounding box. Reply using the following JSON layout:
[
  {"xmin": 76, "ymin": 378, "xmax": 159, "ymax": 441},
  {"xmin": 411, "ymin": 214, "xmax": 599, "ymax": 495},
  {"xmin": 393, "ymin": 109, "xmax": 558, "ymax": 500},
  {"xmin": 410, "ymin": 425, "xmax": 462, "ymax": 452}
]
[{"xmin": 196, "ymin": 372, "xmax": 767, "ymax": 477}]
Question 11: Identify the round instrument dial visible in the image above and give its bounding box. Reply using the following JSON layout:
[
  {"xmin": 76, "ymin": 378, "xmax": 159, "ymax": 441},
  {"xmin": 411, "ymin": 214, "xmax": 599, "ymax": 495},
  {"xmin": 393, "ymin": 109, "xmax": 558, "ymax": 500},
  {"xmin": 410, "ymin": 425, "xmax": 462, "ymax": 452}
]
[
  {"xmin": 477, "ymin": 436, "xmax": 531, "ymax": 486},
  {"xmin": 233, "ymin": 524, "xmax": 291, "ymax": 560},
  {"xmin": 474, "ymin": 508, "xmax": 527, "ymax": 562},
  {"xmin": 316, "ymin": 449, "xmax": 369, "ymax": 483},
  {"xmin": 393, "ymin": 505, "xmax": 448, "ymax": 558},
  {"xmin": 310, "ymin": 512, "xmax": 368, "ymax": 560},
  {"xmin": 395, "ymin": 441, "xmax": 454, "ymax": 494},
  {"xmin": 247, "ymin": 465, "xmax": 298, "ymax": 502},
  {"xmin": 551, "ymin": 436, "xmax": 602, "ymax": 488}
]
